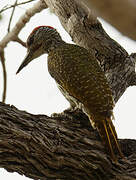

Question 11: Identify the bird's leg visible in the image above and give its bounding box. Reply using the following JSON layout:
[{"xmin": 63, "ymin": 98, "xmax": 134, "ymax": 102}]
[{"xmin": 51, "ymin": 100, "xmax": 77, "ymax": 118}]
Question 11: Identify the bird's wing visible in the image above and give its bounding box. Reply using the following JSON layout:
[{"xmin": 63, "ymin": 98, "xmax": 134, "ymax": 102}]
[{"xmin": 48, "ymin": 44, "xmax": 114, "ymax": 114}]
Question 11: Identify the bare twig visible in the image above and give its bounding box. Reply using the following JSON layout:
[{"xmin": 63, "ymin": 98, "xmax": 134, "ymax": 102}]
[
  {"xmin": 13, "ymin": 37, "xmax": 26, "ymax": 47},
  {"xmin": 0, "ymin": 0, "xmax": 47, "ymax": 51},
  {"xmin": 8, "ymin": 0, "xmax": 18, "ymax": 32},
  {"xmin": 0, "ymin": 0, "xmax": 36, "ymax": 14},
  {"xmin": 0, "ymin": 51, "xmax": 7, "ymax": 102},
  {"xmin": 0, "ymin": 0, "xmax": 47, "ymax": 102}
]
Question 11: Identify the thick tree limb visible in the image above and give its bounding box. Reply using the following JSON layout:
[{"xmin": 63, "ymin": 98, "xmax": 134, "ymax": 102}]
[
  {"xmin": 0, "ymin": 102, "xmax": 136, "ymax": 180},
  {"xmin": 44, "ymin": 0, "xmax": 136, "ymax": 102},
  {"xmin": 76, "ymin": 0, "xmax": 136, "ymax": 41}
]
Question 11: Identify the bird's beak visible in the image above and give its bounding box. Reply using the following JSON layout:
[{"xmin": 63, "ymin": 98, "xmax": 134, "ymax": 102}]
[{"xmin": 16, "ymin": 50, "xmax": 33, "ymax": 74}]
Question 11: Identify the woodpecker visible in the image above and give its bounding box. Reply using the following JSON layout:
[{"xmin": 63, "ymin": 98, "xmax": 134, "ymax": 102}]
[{"xmin": 16, "ymin": 26, "xmax": 123, "ymax": 161}]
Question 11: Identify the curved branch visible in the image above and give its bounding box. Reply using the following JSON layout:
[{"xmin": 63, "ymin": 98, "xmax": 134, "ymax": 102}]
[
  {"xmin": 0, "ymin": 102, "xmax": 136, "ymax": 179},
  {"xmin": 0, "ymin": 0, "xmax": 47, "ymax": 102},
  {"xmin": 0, "ymin": 0, "xmax": 47, "ymax": 51}
]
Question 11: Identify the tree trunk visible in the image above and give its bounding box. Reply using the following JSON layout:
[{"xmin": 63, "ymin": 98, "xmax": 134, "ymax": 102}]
[{"xmin": 1, "ymin": 0, "xmax": 136, "ymax": 179}]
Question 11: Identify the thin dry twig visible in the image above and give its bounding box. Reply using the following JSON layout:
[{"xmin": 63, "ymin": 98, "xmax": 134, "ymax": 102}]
[
  {"xmin": 13, "ymin": 37, "xmax": 26, "ymax": 47},
  {"xmin": 0, "ymin": 0, "xmax": 47, "ymax": 50},
  {"xmin": 8, "ymin": 0, "xmax": 18, "ymax": 32},
  {"xmin": 0, "ymin": 0, "xmax": 47, "ymax": 102},
  {"xmin": 0, "ymin": 0, "xmax": 36, "ymax": 14},
  {"xmin": 0, "ymin": 50, "xmax": 7, "ymax": 103}
]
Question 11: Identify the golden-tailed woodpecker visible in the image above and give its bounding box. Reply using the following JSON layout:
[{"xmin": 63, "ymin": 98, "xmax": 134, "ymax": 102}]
[{"xmin": 16, "ymin": 26, "xmax": 123, "ymax": 161}]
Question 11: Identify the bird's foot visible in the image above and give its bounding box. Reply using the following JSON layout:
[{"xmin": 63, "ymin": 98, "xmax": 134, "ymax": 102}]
[{"xmin": 51, "ymin": 107, "xmax": 76, "ymax": 118}]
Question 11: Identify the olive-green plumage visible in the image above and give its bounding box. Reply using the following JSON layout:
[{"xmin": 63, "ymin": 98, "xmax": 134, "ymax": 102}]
[
  {"xmin": 48, "ymin": 43, "xmax": 113, "ymax": 115},
  {"xmin": 48, "ymin": 43, "xmax": 123, "ymax": 161},
  {"xmin": 16, "ymin": 26, "xmax": 123, "ymax": 162}
]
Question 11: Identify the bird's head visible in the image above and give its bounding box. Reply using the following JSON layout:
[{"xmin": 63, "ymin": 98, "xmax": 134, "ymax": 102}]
[{"xmin": 16, "ymin": 26, "xmax": 63, "ymax": 74}]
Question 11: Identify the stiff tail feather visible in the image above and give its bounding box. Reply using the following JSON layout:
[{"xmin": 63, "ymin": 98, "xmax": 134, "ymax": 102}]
[{"xmin": 93, "ymin": 117, "xmax": 124, "ymax": 162}]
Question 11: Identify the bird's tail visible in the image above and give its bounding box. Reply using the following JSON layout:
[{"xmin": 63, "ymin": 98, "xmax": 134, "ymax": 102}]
[{"xmin": 91, "ymin": 115, "xmax": 123, "ymax": 162}]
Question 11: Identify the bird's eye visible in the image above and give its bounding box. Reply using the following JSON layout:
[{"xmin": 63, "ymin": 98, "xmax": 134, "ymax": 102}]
[
  {"xmin": 32, "ymin": 43, "xmax": 42, "ymax": 51},
  {"xmin": 27, "ymin": 35, "xmax": 34, "ymax": 47}
]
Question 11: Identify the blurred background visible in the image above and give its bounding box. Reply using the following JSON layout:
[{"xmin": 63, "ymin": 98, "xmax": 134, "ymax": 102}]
[{"xmin": 0, "ymin": 0, "xmax": 136, "ymax": 179}]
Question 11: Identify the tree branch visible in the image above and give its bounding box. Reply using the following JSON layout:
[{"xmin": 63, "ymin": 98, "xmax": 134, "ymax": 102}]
[
  {"xmin": 0, "ymin": 51, "xmax": 7, "ymax": 102},
  {"xmin": 7, "ymin": 0, "xmax": 18, "ymax": 32},
  {"xmin": 0, "ymin": 0, "xmax": 36, "ymax": 14},
  {"xmin": 0, "ymin": 0, "xmax": 47, "ymax": 102},
  {"xmin": 76, "ymin": 0, "xmax": 136, "ymax": 41},
  {"xmin": 0, "ymin": 0, "xmax": 47, "ymax": 51},
  {"xmin": 0, "ymin": 102, "xmax": 136, "ymax": 179}
]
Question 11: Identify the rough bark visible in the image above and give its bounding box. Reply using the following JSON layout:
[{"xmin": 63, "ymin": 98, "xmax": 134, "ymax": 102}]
[
  {"xmin": 0, "ymin": 102, "xmax": 136, "ymax": 180},
  {"xmin": 76, "ymin": 0, "xmax": 136, "ymax": 41},
  {"xmin": 1, "ymin": 0, "xmax": 136, "ymax": 179}
]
